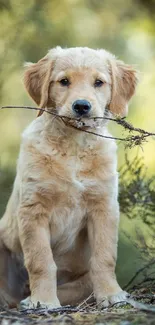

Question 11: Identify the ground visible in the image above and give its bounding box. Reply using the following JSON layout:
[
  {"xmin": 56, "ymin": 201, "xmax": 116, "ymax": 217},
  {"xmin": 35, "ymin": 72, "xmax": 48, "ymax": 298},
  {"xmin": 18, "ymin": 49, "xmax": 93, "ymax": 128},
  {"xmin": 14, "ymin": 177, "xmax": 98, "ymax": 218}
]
[{"xmin": 0, "ymin": 287, "xmax": 155, "ymax": 325}]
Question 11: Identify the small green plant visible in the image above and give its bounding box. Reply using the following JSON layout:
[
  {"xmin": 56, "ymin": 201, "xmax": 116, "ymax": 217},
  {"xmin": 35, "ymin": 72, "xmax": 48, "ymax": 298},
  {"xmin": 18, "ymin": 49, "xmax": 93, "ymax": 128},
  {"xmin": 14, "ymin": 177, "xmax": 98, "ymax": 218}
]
[{"xmin": 119, "ymin": 154, "xmax": 155, "ymax": 228}]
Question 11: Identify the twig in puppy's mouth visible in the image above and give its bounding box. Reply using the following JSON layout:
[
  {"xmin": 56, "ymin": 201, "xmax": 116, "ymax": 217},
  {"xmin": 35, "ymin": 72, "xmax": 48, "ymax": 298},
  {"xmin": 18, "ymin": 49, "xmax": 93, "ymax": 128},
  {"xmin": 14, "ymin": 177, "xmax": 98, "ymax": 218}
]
[{"xmin": 1, "ymin": 105, "xmax": 155, "ymax": 147}]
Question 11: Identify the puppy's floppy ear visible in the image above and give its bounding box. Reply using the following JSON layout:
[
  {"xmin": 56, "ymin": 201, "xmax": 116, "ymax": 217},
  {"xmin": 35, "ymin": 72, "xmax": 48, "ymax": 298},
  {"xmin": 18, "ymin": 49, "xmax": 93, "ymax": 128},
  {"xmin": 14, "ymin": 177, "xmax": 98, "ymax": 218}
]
[
  {"xmin": 24, "ymin": 56, "xmax": 54, "ymax": 116},
  {"xmin": 109, "ymin": 60, "xmax": 138, "ymax": 117}
]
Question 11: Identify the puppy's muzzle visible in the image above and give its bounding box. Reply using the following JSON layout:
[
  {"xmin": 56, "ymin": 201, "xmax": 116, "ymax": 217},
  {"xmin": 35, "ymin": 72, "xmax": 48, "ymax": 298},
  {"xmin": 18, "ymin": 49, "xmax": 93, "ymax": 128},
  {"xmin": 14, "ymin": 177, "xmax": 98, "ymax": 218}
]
[{"xmin": 72, "ymin": 100, "xmax": 91, "ymax": 116}]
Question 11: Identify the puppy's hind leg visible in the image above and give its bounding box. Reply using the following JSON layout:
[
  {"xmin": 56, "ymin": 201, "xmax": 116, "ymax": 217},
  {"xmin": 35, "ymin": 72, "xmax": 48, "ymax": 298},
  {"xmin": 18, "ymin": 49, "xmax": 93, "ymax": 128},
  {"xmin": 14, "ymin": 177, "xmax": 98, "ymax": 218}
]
[{"xmin": 0, "ymin": 238, "xmax": 28, "ymax": 308}]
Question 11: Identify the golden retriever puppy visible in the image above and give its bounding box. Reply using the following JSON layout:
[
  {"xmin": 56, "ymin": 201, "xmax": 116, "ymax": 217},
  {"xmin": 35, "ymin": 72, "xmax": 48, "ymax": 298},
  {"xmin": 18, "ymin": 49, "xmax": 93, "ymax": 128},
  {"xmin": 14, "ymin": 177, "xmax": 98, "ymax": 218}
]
[{"xmin": 0, "ymin": 47, "xmax": 138, "ymax": 309}]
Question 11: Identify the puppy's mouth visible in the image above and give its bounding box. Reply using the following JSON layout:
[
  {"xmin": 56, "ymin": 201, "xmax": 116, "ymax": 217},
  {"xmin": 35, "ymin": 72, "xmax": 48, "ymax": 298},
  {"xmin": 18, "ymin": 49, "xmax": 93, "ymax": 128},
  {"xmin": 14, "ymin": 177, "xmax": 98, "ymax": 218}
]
[
  {"xmin": 60, "ymin": 116, "xmax": 103, "ymax": 130},
  {"xmin": 53, "ymin": 108, "xmax": 105, "ymax": 130},
  {"xmin": 71, "ymin": 118, "xmax": 102, "ymax": 130}
]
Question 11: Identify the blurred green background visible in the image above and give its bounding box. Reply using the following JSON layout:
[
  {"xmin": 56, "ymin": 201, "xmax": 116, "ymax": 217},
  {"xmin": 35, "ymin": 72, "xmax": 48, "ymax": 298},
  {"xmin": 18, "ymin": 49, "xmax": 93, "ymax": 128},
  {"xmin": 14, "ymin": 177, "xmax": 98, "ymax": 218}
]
[{"xmin": 0, "ymin": 0, "xmax": 155, "ymax": 288}]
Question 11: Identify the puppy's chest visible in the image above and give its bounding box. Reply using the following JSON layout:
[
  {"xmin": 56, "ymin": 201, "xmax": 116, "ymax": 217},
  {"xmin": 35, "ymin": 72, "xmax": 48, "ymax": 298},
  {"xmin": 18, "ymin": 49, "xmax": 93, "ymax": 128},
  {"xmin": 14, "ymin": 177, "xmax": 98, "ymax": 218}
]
[
  {"xmin": 66, "ymin": 152, "xmax": 91, "ymax": 185},
  {"xmin": 59, "ymin": 145, "xmax": 105, "ymax": 187},
  {"xmin": 49, "ymin": 150, "xmax": 89, "ymax": 251},
  {"xmin": 62, "ymin": 153, "xmax": 99, "ymax": 192},
  {"xmin": 43, "ymin": 141, "xmax": 112, "ymax": 197},
  {"xmin": 47, "ymin": 144, "xmax": 111, "ymax": 252}
]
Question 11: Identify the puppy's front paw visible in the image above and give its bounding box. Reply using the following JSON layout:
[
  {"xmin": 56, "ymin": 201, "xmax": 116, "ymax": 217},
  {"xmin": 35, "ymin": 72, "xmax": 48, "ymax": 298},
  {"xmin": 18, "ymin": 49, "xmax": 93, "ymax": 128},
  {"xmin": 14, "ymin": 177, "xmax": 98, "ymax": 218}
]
[
  {"xmin": 19, "ymin": 296, "xmax": 61, "ymax": 310},
  {"xmin": 97, "ymin": 290, "xmax": 129, "ymax": 308}
]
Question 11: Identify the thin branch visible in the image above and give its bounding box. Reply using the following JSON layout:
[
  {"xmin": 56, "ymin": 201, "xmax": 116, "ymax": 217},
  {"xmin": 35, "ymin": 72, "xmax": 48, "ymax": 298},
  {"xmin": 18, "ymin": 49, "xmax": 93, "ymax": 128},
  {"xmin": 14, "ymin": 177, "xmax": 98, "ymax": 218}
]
[
  {"xmin": 123, "ymin": 259, "xmax": 155, "ymax": 290},
  {"xmin": 64, "ymin": 119, "xmax": 130, "ymax": 141},
  {"xmin": 107, "ymin": 298, "xmax": 155, "ymax": 313},
  {"xmin": 126, "ymin": 298, "xmax": 155, "ymax": 313},
  {"xmin": 1, "ymin": 105, "xmax": 155, "ymax": 146},
  {"xmin": 19, "ymin": 305, "xmax": 79, "ymax": 316}
]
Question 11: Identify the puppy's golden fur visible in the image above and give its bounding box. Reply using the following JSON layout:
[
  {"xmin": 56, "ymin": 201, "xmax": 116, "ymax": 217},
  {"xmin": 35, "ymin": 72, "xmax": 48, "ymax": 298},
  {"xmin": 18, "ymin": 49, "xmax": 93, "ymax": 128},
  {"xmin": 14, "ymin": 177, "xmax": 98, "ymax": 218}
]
[{"xmin": 0, "ymin": 47, "xmax": 138, "ymax": 308}]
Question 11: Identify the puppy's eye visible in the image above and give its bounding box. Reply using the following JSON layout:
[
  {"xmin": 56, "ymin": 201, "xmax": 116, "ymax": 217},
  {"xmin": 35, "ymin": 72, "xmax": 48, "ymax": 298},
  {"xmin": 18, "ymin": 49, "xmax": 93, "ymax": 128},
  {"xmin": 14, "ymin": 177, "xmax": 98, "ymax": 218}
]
[
  {"xmin": 94, "ymin": 79, "xmax": 104, "ymax": 87},
  {"xmin": 59, "ymin": 78, "xmax": 70, "ymax": 86}
]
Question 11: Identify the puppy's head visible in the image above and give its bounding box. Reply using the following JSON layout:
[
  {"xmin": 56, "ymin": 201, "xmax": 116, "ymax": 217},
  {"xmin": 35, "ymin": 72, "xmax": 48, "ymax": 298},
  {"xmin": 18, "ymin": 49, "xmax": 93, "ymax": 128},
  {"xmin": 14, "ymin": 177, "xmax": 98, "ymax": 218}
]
[{"xmin": 24, "ymin": 47, "xmax": 138, "ymax": 128}]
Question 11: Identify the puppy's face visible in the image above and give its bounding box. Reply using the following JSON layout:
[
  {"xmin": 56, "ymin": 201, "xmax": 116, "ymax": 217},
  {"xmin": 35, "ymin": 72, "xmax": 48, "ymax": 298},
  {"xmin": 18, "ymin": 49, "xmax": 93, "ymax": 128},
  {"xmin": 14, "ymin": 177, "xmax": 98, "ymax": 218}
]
[
  {"xmin": 24, "ymin": 47, "xmax": 138, "ymax": 128},
  {"xmin": 50, "ymin": 54, "xmax": 111, "ymax": 122}
]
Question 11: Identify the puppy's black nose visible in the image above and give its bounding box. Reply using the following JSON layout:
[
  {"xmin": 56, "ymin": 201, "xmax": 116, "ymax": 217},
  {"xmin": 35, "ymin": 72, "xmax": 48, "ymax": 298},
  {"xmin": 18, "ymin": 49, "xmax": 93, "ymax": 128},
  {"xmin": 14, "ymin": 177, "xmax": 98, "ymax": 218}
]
[{"xmin": 72, "ymin": 100, "xmax": 91, "ymax": 116}]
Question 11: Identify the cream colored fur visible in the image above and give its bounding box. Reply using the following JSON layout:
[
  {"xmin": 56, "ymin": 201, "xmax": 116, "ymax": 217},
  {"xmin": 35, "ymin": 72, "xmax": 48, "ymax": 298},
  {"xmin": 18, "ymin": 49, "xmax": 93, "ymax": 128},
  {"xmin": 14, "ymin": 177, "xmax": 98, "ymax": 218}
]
[{"xmin": 0, "ymin": 47, "xmax": 138, "ymax": 309}]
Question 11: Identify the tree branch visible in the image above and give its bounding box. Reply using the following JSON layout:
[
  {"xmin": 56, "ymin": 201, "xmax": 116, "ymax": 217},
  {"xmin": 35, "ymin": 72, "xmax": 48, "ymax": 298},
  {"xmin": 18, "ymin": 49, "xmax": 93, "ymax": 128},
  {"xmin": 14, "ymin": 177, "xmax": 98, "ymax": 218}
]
[{"xmin": 1, "ymin": 105, "xmax": 155, "ymax": 146}]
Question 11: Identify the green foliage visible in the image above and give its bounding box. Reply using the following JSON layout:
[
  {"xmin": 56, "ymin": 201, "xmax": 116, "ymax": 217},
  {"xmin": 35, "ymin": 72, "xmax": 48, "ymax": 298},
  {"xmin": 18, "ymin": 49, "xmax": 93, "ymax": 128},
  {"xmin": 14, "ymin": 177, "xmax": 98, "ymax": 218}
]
[
  {"xmin": 119, "ymin": 155, "xmax": 155, "ymax": 228},
  {"xmin": 119, "ymin": 155, "xmax": 155, "ymax": 289}
]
